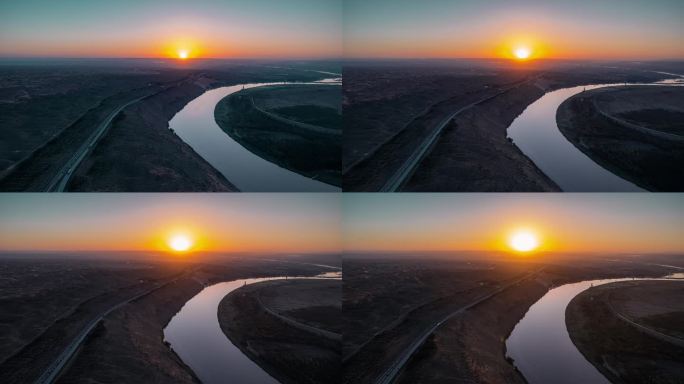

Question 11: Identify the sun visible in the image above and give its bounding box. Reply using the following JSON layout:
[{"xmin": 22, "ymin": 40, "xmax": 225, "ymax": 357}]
[
  {"xmin": 514, "ymin": 47, "xmax": 531, "ymax": 60},
  {"xmin": 168, "ymin": 234, "xmax": 193, "ymax": 252},
  {"xmin": 178, "ymin": 50, "xmax": 189, "ymax": 60},
  {"xmin": 508, "ymin": 230, "xmax": 539, "ymax": 252}
]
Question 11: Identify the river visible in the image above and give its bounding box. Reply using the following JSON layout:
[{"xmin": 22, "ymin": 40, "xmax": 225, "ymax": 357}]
[
  {"xmin": 163, "ymin": 271, "xmax": 340, "ymax": 384},
  {"xmin": 506, "ymin": 275, "xmax": 683, "ymax": 384},
  {"xmin": 168, "ymin": 79, "xmax": 341, "ymax": 192},
  {"xmin": 506, "ymin": 78, "xmax": 682, "ymax": 191}
]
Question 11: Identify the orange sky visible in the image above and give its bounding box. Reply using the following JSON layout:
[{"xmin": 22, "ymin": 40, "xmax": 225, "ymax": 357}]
[
  {"xmin": 0, "ymin": 1, "xmax": 342, "ymax": 59},
  {"xmin": 2, "ymin": 195, "xmax": 681, "ymax": 257},
  {"xmin": 0, "ymin": 195, "xmax": 341, "ymax": 254},
  {"xmin": 344, "ymin": 1, "xmax": 684, "ymax": 60},
  {"xmin": 343, "ymin": 194, "xmax": 684, "ymax": 255}
]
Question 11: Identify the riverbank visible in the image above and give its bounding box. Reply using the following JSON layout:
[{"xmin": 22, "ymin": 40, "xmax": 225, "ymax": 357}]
[
  {"xmin": 566, "ymin": 280, "xmax": 684, "ymax": 384},
  {"xmin": 403, "ymin": 80, "xmax": 560, "ymax": 191},
  {"xmin": 68, "ymin": 75, "xmax": 239, "ymax": 191},
  {"xmin": 0, "ymin": 258, "xmax": 191, "ymax": 383},
  {"xmin": 218, "ymin": 279, "xmax": 341, "ymax": 384},
  {"xmin": 343, "ymin": 61, "xmax": 668, "ymax": 191},
  {"xmin": 342, "ymin": 68, "xmax": 545, "ymax": 191},
  {"xmin": 214, "ymin": 84, "xmax": 341, "ymax": 187},
  {"xmin": 341, "ymin": 254, "xmax": 678, "ymax": 384},
  {"xmin": 56, "ymin": 273, "xmax": 204, "ymax": 384},
  {"xmin": 342, "ymin": 256, "xmax": 541, "ymax": 384},
  {"xmin": 0, "ymin": 61, "xmax": 337, "ymax": 191},
  {"xmin": 396, "ymin": 272, "xmax": 553, "ymax": 384},
  {"xmin": 20, "ymin": 257, "xmax": 330, "ymax": 384},
  {"xmin": 557, "ymin": 86, "xmax": 684, "ymax": 191}
]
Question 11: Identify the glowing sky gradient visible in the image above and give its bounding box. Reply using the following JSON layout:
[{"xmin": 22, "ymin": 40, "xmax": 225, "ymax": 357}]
[
  {"xmin": 343, "ymin": 194, "xmax": 684, "ymax": 254},
  {"xmin": 344, "ymin": 0, "xmax": 684, "ymax": 59},
  {"xmin": 0, "ymin": 0, "xmax": 341, "ymax": 59},
  {"xmin": 0, "ymin": 194, "xmax": 341, "ymax": 253}
]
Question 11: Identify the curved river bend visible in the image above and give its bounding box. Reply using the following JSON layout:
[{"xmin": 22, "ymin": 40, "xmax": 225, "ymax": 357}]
[
  {"xmin": 163, "ymin": 272, "xmax": 340, "ymax": 384},
  {"xmin": 506, "ymin": 275, "xmax": 683, "ymax": 384},
  {"xmin": 507, "ymin": 78, "xmax": 683, "ymax": 192},
  {"xmin": 169, "ymin": 80, "xmax": 341, "ymax": 192}
]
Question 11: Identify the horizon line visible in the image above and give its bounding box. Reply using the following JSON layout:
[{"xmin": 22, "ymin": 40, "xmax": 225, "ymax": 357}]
[
  {"xmin": 331, "ymin": 249, "xmax": 683, "ymax": 256},
  {"xmin": 0, "ymin": 249, "xmax": 341, "ymax": 255},
  {"xmin": 1, "ymin": 56, "xmax": 682, "ymax": 62},
  {"xmin": 0, "ymin": 249, "xmax": 680, "ymax": 257},
  {"xmin": 0, "ymin": 56, "xmax": 343, "ymax": 61},
  {"xmin": 341, "ymin": 56, "xmax": 684, "ymax": 62}
]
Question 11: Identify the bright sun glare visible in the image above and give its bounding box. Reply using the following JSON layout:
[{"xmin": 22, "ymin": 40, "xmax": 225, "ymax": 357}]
[
  {"xmin": 509, "ymin": 231, "xmax": 539, "ymax": 252},
  {"xmin": 178, "ymin": 50, "xmax": 189, "ymax": 59},
  {"xmin": 169, "ymin": 234, "xmax": 193, "ymax": 252},
  {"xmin": 514, "ymin": 47, "xmax": 531, "ymax": 60}
]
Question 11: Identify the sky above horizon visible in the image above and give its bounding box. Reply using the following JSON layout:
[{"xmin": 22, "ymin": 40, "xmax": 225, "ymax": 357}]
[
  {"xmin": 0, "ymin": 194, "xmax": 341, "ymax": 253},
  {"xmin": 0, "ymin": 0, "xmax": 341, "ymax": 59},
  {"xmin": 1, "ymin": 194, "xmax": 682, "ymax": 256},
  {"xmin": 343, "ymin": 194, "xmax": 684, "ymax": 254},
  {"xmin": 345, "ymin": 0, "xmax": 684, "ymax": 60}
]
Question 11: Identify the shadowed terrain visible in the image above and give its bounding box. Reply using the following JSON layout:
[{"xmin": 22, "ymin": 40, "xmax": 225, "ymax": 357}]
[
  {"xmin": 219, "ymin": 278, "xmax": 341, "ymax": 384},
  {"xmin": 0, "ymin": 59, "xmax": 336, "ymax": 191},
  {"xmin": 215, "ymin": 84, "xmax": 341, "ymax": 186},
  {"xmin": 557, "ymin": 85, "xmax": 684, "ymax": 191},
  {"xmin": 0, "ymin": 254, "xmax": 336, "ymax": 384},
  {"xmin": 566, "ymin": 280, "xmax": 684, "ymax": 384},
  {"xmin": 342, "ymin": 253, "xmax": 680, "ymax": 384},
  {"xmin": 343, "ymin": 59, "xmax": 681, "ymax": 191}
]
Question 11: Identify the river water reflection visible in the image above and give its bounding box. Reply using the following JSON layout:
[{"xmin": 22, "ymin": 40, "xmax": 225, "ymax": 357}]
[
  {"xmin": 169, "ymin": 81, "xmax": 340, "ymax": 192},
  {"xmin": 164, "ymin": 272, "xmax": 340, "ymax": 384},
  {"xmin": 507, "ymin": 84, "xmax": 644, "ymax": 192},
  {"xmin": 506, "ymin": 275, "xmax": 682, "ymax": 384}
]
